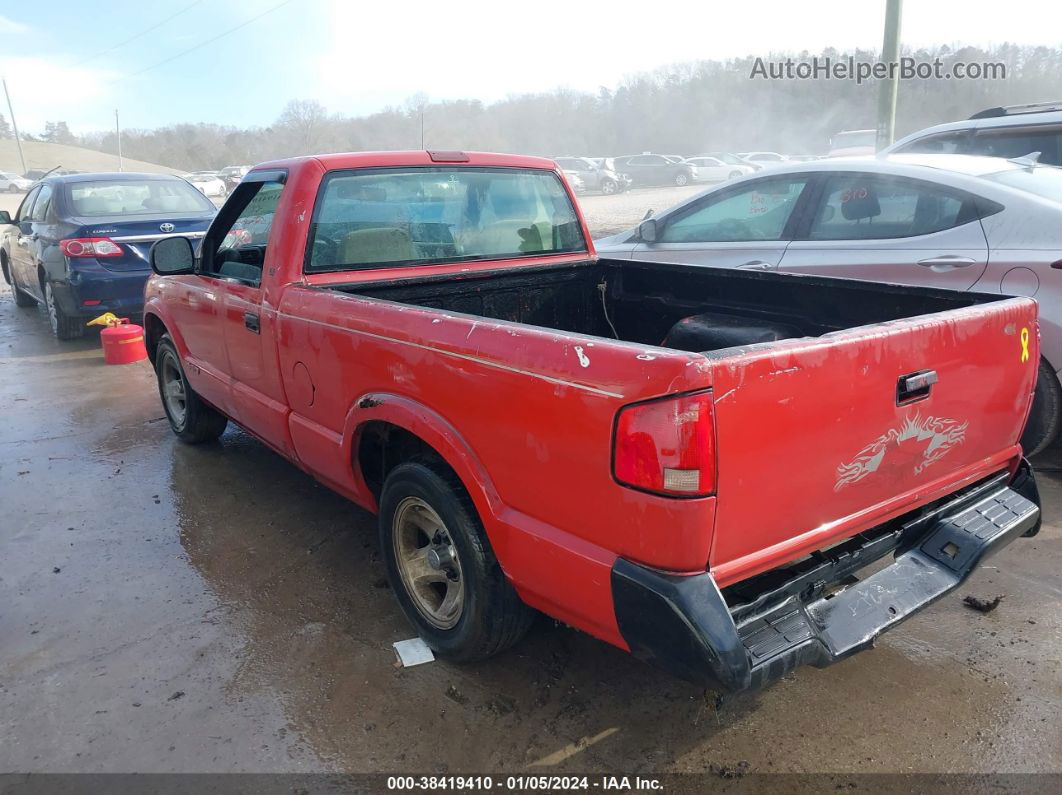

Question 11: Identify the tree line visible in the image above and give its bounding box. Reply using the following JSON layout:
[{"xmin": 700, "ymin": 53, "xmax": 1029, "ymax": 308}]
[{"xmin": 12, "ymin": 43, "xmax": 1062, "ymax": 171}]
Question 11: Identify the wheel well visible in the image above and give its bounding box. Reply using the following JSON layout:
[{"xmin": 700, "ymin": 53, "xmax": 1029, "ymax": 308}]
[
  {"xmin": 356, "ymin": 421, "xmax": 460, "ymax": 502},
  {"xmin": 0, "ymin": 248, "xmax": 8, "ymax": 284},
  {"xmin": 37, "ymin": 264, "xmax": 46, "ymax": 292},
  {"xmin": 143, "ymin": 314, "xmax": 170, "ymax": 365}
]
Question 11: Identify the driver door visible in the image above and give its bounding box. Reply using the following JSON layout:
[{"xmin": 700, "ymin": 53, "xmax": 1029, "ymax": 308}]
[
  {"xmin": 633, "ymin": 175, "xmax": 812, "ymax": 268},
  {"xmin": 198, "ymin": 172, "xmax": 291, "ymax": 453}
]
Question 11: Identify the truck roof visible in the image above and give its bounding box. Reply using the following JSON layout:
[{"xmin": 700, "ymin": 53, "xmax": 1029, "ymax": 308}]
[{"xmin": 253, "ymin": 150, "xmax": 559, "ymax": 173}]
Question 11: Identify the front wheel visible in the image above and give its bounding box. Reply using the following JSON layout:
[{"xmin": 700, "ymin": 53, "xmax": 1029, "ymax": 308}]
[
  {"xmin": 1021, "ymin": 358, "xmax": 1062, "ymax": 456},
  {"xmin": 45, "ymin": 282, "xmax": 84, "ymax": 339},
  {"xmin": 379, "ymin": 460, "xmax": 534, "ymax": 661},
  {"xmin": 674, "ymin": 172, "xmax": 690, "ymax": 186},
  {"xmin": 600, "ymin": 178, "xmax": 618, "ymax": 195},
  {"xmin": 155, "ymin": 335, "xmax": 228, "ymax": 443}
]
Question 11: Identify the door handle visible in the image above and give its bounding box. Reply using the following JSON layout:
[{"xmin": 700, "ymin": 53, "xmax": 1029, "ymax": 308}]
[
  {"xmin": 244, "ymin": 312, "xmax": 260, "ymax": 334},
  {"xmin": 738, "ymin": 260, "xmax": 773, "ymax": 269},
  {"xmin": 917, "ymin": 255, "xmax": 977, "ymax": 269},
  {"xmin": 897, "ymin": 369, "xmax": 937, "ymax": 405}
]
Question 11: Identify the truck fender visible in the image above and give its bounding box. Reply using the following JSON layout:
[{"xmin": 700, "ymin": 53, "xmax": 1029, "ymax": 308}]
[
  {"xmin": 343, "ymin": 392, "xmax": 503, "ymax": 523},
  {"xmin": 143, "ymin": 300, "xmax": 190, "ymax": 364}
]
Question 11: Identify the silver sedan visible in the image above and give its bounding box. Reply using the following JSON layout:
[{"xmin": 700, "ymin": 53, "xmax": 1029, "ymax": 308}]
[{"xmin": 596, "ymin": 153, "xmax": 1062, "ymax": 453}]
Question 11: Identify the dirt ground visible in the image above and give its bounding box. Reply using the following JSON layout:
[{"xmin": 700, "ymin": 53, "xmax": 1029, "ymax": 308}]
[{"xmin": 1, "ymin": 187, "xmax": 1061, "ymax": 777}]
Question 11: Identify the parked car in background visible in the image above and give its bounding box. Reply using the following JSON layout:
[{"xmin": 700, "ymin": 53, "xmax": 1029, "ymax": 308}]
[
  {"xmin": 0, "ymin": 172, "xmax": 216, "ymax": 339},
  {"xmin": 554, "ymin": 157, "xmax": 631, "ymax": 194},
  {"xmin": 561, "ymin": 170, "xmax": 586, "ymax": 193},
  {"xmin": 699, "ymin": 152, "xmax": 764, "ymax": 172},
  {"xmin": 0, "ymin": 171, "xmax": 33, "ymax": 193},
  {"xmin": 596, "ymin": 153, "xmax": 1062, "ymax": 454},
  {"xmin": 886, "ymin": 101, "xmax": 1062, "ymax": 166},
  {"xmin": 187, "ymin": 173, "xmax": 228, "ymax": 198},
  {"xmin": 219, "ymin": 165, "xmax": 252, "ymax": 194},
  {"xmin": 828, "ymin": 129, "xmax": 877, "ymax": 157},
  {"xmin": 737, "ymin": 151, "xmax": 789, "ymax": 168},
  {"xmin": 142, "ymin": 150, "xmax": 1040, "ymax": 692},
  {"xmin": 613, "ymin": 154, "xmax": 695, "ymax": 187},
  {"xmin": 683, "ymin": 156, "xmax": 754, "ymax": 182}
]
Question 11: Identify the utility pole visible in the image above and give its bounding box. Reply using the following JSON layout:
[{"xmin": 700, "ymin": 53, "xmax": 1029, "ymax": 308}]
[
  {"xmin": 115, "ymin": 109, "xmax": 123, "ymax": 172},
  {"xmin": 420, "ymin": 106, "xmax": 425, "ymax": 149},
  {"xmin": 876, "ymin": 0, "xmax": 903, "ymax": 151},
  {"xmin": 2, "ymin": 78, "xmax": 28, "ymax": 175}
]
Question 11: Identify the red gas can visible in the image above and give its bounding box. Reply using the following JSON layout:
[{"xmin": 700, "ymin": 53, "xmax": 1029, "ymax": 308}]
[{"xmin": 90, "ymin": 315, "xmax": 148, "ymax": 365}]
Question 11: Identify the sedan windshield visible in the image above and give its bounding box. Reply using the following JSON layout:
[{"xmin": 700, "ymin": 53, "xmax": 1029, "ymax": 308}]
[
  {"xmin": 69, "ymin": 179, "xmax": 216, "ymax": 216},
  {"xmin": 981, "ymin": 167, "xmax": 1062, "ymax": 204}
]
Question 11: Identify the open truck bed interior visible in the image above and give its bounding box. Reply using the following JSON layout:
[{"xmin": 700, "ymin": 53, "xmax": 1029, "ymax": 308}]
[{"xmin": 336, "ymin": 257, "xmax": 995, "ymax": 352}]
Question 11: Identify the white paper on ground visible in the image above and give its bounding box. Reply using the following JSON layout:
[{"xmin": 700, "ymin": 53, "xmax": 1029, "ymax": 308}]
[{"xmin": 393, "ymin": 637, "xmax": 435, "ymax": 667}]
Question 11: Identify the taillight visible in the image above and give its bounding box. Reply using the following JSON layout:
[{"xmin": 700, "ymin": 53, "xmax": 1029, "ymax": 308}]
[
  {"xmin": 60, "ymin": 238, "xmax": 123, "ymax": 258},
  {"xmin": 613, "ymin": 391, "xmax": 716, "ymax": 497}
]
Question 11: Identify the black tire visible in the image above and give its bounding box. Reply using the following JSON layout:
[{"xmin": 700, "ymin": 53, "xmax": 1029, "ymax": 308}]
[
  {"xmin": 674, "ymin": 171, "xmax": 690, "ymax": 187},
  {"xmin": 12, "ymin": 283, "xmax": 35, "ymax": 307},
  {"xmin": 379, "ymin": 459, "xmax": 534, "ymax": 662},
  {"xmin": 44, "ymin": 281, "xmax": 84, "ymax": 339},
  {"xmin": 600, "ymin": 178, "xmax": 618, "ymax": 195},
  {"xmin": 155, "ymin": 335, "xmax": 228, "ymax": 443},
  {"xmin": 1021, "ymin": 358, "xmax": 1062, "ymax": 456}
]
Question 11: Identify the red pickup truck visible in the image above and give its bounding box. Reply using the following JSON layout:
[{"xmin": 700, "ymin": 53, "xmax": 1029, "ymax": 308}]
[{"xmin": 144, "ymin": 151, "xmax": 1042, "ymax": 692}]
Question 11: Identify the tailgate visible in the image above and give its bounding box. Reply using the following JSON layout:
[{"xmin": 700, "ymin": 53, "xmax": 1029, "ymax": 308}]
[{"xmin": 708, "ymin": 297, "xmax": 1038, "ymax": 586}]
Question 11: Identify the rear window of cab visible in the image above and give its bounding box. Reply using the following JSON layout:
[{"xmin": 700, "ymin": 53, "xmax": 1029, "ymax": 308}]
[{"xmin": 304, "ymin": 167, "xmax": 587, "ymax": 272}]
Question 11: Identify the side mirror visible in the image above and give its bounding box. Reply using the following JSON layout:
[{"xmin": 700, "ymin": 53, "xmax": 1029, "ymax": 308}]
[
  {"xmin": 0, "ymin": 210, "xmax": 11, "ymax": 224},
  {"xmin": 638, "ymin": 217, "xmax": 658, "ymax": 243},
  {"xmin": 150, "ymin": 236, "xmax": 196, "ymax": 275}
]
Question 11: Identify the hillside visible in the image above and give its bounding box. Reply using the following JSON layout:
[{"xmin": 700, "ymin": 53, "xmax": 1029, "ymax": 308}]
[{"xmin": 0, "ymin": 139, "xmax": 179, "ymax": 176}]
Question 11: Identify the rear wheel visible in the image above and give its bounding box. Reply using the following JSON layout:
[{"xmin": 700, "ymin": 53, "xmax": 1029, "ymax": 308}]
[
  {"xmin": 45, "ymin": 282, "xmax": 84, "ymax": 339},
  {"xmin": 728, "ymin": 170, "xmax": 743, "ymax": 179},
  {"xmin": 674, "ymin": 171, "xmax": 690, "ymax": 187},
  {"xmin": 155, "ymin": 335, "xmax": 228, "ymax": 443},
  {"xmin": 379, "ymin": 459, "xmax": 534, "ymax": 661},
  {"xmin": 1021, "ymin": 358, "xmax": 1062, "ymax": 456}
]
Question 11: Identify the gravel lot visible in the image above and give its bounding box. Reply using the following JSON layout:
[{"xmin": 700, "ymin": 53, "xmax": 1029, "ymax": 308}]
[{"xmin": 1, "ymin": 186, "xmax": 1060, "ymax": 779}]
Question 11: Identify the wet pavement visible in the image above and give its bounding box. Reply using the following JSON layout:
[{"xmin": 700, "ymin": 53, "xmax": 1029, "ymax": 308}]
[{"xmin": 1, "ymin": 281, "xmax": 1060, "ymax": 775}]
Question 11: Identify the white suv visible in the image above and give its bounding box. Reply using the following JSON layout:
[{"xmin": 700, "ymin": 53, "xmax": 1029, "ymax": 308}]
[
  {"xmin": 0, "ymin": 171, "xmax": 32, "ymax": 193},
  {"xmin": 886, "ymin": 101, "xmax": 1062, "ymax": 166}
]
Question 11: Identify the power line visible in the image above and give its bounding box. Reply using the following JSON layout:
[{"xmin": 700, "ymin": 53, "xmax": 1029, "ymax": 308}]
[
  {"xmin": 71, "ymin": 0, "xmax": 207, "ymax": 68},
  {"xmin": 125, "ymin": 0, "xmax": 296, "ymax": 79}
]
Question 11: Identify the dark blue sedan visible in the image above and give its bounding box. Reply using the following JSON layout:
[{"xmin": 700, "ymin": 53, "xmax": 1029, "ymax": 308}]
[{"xmin": 0, "ymin": 172, "xmax": 216, "ymax": 339}]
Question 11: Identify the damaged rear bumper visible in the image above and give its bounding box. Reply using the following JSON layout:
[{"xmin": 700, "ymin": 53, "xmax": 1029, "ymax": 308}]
[{"xmin": 611, "ymin": 460, "xmax": 1041, "ymax": 693}]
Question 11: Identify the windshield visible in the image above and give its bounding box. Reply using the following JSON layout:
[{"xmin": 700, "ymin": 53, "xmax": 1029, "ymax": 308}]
[
  {"xmin": 305, "ymin": 167, "xmax": 587, "ymax": 271},
  {"xmin": 69, "ymin": 179, "xmax": 216, "ymax": 216},
  {"xmin": 982, "ymin": 167, "xmax": 1062, "ymax": 204}
]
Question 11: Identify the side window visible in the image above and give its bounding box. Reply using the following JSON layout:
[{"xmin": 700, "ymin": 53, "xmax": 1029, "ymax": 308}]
[
  {"xmin": 895, "ymin": 131, "xmax": 969, "ymax": 154},
  {"xmin": 659, "ymin": 177, "xmax": 810, "ymax": 243},
  {"xmin": 969, "ymin": 126, "xmax": 1062, "ymax": 167},
  {"xmin": 15, "ymin": 187, "xmax": 39, "ymax": 223},
  {"xmin": 808, "ymin": 175, "xmax": 968, "ymax": 241},
  {"xmin": 206, "ymin": 180, "xmax": 284, "ymax": 284},
  {"xmin": 30, "ymin": 185, "xmax": 53, "ymax": 222}
]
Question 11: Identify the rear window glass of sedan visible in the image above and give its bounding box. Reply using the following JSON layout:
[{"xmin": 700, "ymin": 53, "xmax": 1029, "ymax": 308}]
[
  {"xmin": 305, "ymin": 167, "xmax": 586, "ymax": 271},
  {"xmin": 69, "ymin": 179, "xmax": 216, "ymax": 216},
  {"xmin": 809, "ymin": 175, "xmax": 967, "ymax": 240},
  {"xmin": 982, "ymin": 167, "xmax": 1062, "ymax": 204}
]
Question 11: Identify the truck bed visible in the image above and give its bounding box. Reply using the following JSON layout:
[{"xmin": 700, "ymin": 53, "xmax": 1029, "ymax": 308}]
[
  {"xmin": 335, "ymin": 258, "xmax": 1035, "ymax": 587},
  {"xmin": 337, "ymin": 257, "xmax": 988, "ymax": 352}
]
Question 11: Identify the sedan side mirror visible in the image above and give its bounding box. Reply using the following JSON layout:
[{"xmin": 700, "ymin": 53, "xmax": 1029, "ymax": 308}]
[
  {"xmin": 0, "ymin": 210, "xmax": 11, "ymax": 224},
  {"xmin": 150, "ymin": 236, "xmax": 196, "ymax": 275},
  {"xmin": 638, "ymin": 217, "xmax": 658, "ymax": 243}
]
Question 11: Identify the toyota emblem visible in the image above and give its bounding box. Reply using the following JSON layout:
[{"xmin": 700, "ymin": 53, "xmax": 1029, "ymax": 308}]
[{"xmin": 159, "ymin": 223, "xmax": 175, "ymax": 233}]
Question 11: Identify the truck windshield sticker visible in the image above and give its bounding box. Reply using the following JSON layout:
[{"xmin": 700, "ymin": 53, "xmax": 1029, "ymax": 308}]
[{"xmin": 834, "ymin": 413, "xmax": 968, "ymax": 491}]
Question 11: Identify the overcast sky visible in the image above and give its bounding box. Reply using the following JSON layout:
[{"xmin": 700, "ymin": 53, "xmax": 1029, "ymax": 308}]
[{"xmin": 2, "ymin": 0, "xmax": 1061, "ymax": 134}]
